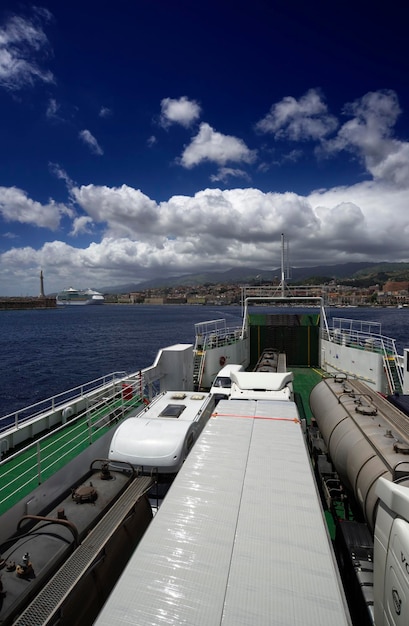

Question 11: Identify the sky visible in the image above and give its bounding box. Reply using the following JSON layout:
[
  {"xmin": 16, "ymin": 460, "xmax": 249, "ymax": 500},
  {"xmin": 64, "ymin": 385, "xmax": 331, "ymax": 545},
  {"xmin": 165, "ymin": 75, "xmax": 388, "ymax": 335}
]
[{"xmin": 0, "ymin": 1, "xmax": 408, "ymax": 296}]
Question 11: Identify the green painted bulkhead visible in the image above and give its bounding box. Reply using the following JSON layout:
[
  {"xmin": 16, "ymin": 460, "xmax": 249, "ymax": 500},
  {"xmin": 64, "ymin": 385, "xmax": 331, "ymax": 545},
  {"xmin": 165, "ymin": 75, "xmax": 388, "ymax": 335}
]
[{"xmin": 248, "ymin": 312, "xmax": 321, "ymax": 368}]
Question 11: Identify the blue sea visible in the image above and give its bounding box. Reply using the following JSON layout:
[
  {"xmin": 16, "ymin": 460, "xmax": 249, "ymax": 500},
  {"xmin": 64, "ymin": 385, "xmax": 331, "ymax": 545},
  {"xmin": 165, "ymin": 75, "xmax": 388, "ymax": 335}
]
[{"xmin": 1, "ymin": 304, "xmax": 409, "ymax": 417}]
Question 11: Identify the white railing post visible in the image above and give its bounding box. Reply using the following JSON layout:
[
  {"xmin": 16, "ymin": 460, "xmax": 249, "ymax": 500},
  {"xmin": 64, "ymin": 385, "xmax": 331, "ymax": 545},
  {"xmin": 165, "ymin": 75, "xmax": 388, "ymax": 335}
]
[{"xmin": 37, "ymin": 441, "xmax": 42, "ymax": 484}]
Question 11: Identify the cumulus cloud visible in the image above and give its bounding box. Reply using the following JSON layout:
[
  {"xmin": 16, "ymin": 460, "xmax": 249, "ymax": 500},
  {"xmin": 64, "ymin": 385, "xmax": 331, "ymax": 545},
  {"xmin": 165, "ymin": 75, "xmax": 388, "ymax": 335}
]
[
  {"xmin": 181, "ymin": 123, "xmax": 257, "ymax": 168},
  {"xmin": 321, "ymin": 90, "xmax": 409, "ymax": 187},
  {"xmin": 0, "ymin": 186, "xmax": 73, "ymax": 229},
  {"xmin": 256, "ymin": 89, "xmax": 338, "ymax": 141},
  {"xmin": 0, "ymin": 9, "xmax": 54, "ymax": 90},
  {"xmin": 71, "ymin": 184, "xmax": 159, "ymax": 238},
  {"xmin": 67, "ymin": 181, "xmax": 409, "ymax": 270},
  {"xmin": 79, "ymin": 129, "xmax": 104, "ymax": 155},
  {"xmin": 160, "ymin": 96, "xmax": 201, "ymax": 128},
  {"xmin": 307, "ymin": 181, "xmax": 409, "ymax": 259},
  {"xmin": 2, "ymin": 86, "xmax": 409, "ymax": 295},
  {"xmin": 2, "ymin": 178, "xmax": 409, "ymax": 296},
  {"xmin": 255, "ymin": 88, "xmax": 409, "ymax": 190},
  {"xmin": 71, "ymin": 185, "xmax": 317, "ymax": 245}
]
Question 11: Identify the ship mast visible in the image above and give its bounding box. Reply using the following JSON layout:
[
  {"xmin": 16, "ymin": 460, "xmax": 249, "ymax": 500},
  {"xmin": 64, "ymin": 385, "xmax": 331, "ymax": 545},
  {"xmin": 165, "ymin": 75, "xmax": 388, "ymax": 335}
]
[
  {"xmin": 277, "ymin": 233, "xmax": 291, "ymax": 296},
  {"xmin": 280, "ymin": 233, "xmax": 285, "ymax": 297}
]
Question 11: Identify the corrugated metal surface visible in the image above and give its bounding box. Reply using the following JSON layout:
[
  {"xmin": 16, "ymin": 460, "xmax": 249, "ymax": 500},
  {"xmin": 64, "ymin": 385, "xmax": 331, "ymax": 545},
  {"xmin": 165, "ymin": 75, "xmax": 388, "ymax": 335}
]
[{"xmin": 95, "ymin": 400, "xmax": 351, "ymax": 626}]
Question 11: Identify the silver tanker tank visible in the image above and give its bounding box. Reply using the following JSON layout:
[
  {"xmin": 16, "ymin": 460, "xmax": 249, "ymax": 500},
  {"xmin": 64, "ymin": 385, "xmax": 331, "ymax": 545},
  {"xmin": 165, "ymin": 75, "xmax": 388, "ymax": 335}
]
[{"xmin": 310, "ymin": 375, "xmax": 409, "ymax": 530}]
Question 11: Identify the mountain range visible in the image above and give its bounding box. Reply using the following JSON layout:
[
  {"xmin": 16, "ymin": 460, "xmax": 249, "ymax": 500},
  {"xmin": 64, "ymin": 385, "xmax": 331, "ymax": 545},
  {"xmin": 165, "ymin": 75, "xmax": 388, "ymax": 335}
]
[{"xmin": 99, "ymin": 261, "xmax": 409, "ymax": 294}]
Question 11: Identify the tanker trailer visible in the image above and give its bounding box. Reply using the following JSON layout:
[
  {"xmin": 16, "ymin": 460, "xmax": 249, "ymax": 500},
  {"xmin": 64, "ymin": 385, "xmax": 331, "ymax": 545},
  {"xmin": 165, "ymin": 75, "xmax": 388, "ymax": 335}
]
[
  {"xmin": 310, "ymin": 375, "xmax": 409, "ymax": 530},
  {"xmin": 310, "ymin": 375, "xmax": 409, "ymax": 626}
]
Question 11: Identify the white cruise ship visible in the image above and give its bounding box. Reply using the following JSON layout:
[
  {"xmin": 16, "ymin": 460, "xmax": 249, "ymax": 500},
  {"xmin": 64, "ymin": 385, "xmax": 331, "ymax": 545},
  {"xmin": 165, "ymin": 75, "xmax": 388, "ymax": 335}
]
[{"xmin": 56, "ymin": 287, "xmax": 105, "ymax": 305}]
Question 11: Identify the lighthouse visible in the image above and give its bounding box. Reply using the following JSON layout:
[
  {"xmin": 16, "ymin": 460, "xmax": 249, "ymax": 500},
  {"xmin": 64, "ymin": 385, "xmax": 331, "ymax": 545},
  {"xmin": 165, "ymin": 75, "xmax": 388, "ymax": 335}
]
[{"xmin": 39, "ymin": 270, "xmax": 45, "ymax": 298}]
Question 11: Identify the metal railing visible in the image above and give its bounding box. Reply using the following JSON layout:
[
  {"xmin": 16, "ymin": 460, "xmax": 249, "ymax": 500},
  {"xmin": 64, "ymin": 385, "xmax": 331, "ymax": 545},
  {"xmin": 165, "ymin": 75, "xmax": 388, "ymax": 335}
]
[
  {"xmin": 323, "ymin": 317, "xmax": 404, "ymax": 392},
  {"xmin": 0, "ymin": 371, "xmax": 128, "ymax": 433},
  {"xmin": 0, "ymin": 378, "xmax": 145, "ymax": 515},
  {"xmin": 194, "ymin": 319, "xmax": 243, "ymax": 352},
  {"xmin": 325, "ymin": 318, "xmax": 398, "ymax": 355}
]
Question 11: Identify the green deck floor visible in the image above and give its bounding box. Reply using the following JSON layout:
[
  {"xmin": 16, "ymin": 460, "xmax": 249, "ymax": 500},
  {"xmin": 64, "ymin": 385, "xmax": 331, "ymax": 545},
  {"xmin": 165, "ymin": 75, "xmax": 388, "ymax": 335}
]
[
  {"xmin": 0, "ymin": 399, "xmax": 141, "ymax": 518},
  {"xmin": 292, "ymin": 366, "xmax": 326, "ymax": 423}
]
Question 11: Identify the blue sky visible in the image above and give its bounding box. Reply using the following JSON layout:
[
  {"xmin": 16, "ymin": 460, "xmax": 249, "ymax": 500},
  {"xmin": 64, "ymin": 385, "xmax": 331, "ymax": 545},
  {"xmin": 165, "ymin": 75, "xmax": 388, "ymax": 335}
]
[{"xmin": 0, "ymin": 1, "xmax": 408, "ymax": 295}]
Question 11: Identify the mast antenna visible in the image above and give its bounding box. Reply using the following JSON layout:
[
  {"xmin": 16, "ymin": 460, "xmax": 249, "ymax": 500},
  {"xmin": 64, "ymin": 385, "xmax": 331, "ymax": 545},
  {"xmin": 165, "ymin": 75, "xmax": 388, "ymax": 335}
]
[{"xmin": 274, "ymin": 233, "xmax": 291, "ymax": 297}]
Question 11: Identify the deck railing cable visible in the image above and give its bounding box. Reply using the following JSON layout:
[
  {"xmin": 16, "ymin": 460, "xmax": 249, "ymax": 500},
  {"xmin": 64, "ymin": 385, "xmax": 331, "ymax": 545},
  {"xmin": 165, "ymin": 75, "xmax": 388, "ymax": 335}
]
[
  {"xmin": 0, "ymin": 375, "xmax": 146, "ymax": 515},
  {"xmin": 0, "ymin": 371, "xmax": 128, "ymax": 433}
]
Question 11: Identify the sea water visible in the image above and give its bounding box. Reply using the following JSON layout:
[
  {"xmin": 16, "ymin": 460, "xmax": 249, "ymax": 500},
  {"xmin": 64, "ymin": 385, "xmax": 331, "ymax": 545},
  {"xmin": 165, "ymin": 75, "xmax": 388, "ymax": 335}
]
[
  {"xmin": 1, "ymin": 304, "xmax": 409, "ymax": 417},
  {"xmin": 0, "ymin": 305, "xmax": 243, "ymax": 416}
]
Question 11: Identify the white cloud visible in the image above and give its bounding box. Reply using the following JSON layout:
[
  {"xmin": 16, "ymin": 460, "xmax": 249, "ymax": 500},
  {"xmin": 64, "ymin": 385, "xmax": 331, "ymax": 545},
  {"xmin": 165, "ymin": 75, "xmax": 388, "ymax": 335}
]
[
  {"xmin": 70, "ymin": 216, "xmax": 94, "ymax": 236},
  {"xmin": 0, "ymin": 10, "xmax": 54, "ymax": 90},
  {"xmin": 210, "ymin": 167, "xmax": 251, "ymax": 183},
  {"xmin": 70, "ymin": 185, "xmax": 319, "ymax": 246},
  {"xmin": 71, "ymin": 184, "xmax": 159, "ymax": 238},
  {"xmin": 46, "ymin": 98, "xmax": 60, "ymax": 119},
  {"xmin": 320, "ymin": 90, "xmax": 409, "ymax": 187},
  {"xmin": 370, "ymin": 144, "xmax": 409, "ymax": 187},
  {"xmin": 160, "ymin": 96, "xmax": 201, "ymax": 128},
  {"xmin": 79, "ymin": 129, "xmax": 104, "ymax": 155},
  {"xmin": 2, "ymin": 231, "xmax": 18, "ymax": 239},
  {"xmin": 3, "ymin": 88, "xmax": 409, "ymax": 295},
  {"xmin": 256, "ymin": 89, "xmax": 338, "ymax": 141},
  {"xmin": 282, "ymin": 149, "xmax": 303, "ymax": 163},
  {"xmin": 0, "ymin": 186, "xmax": 73, "ymax": 229},
  {"xmin": 49, "ymin": 162, "xmax": 75, "ymax": 190},
  {"xmin": 2, "ymin": 177, "xmax": 409, "ymax": 296},
  {"xmin": 62, "ymin": 181, "xmax": 409, "ymax": 272},
  {"xmin": 307, "ymin": 180, "xmax": 409, "ymax": 259},
  {"xmin": 99, "ymin": 106, "xmax": 112, "ymax": 118},
  {"xmin": 181, "ymin": 123, "xmax": 257, "ymax": 168}
]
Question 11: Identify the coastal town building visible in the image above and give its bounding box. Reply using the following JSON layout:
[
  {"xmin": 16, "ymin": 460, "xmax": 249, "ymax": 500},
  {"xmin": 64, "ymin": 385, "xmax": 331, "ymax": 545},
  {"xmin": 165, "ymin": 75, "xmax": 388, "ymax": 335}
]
[
  {"xmin": 2, "ymin": 275, "xmax": 409, "ymax": 309},
  {"xmin": 109, "ymin": 280, "xmax": 409, "ymax": 307}
]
